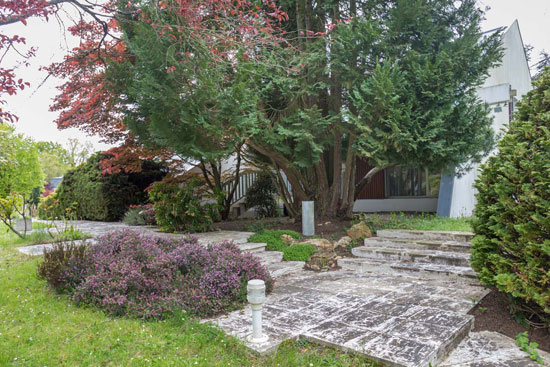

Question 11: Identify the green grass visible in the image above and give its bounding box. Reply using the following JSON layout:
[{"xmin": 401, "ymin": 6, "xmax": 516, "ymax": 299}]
[
  {"xmin": 0, "ymin": 246, "xmax": 381, "ymax": 367},
  {"xmin": 282, "ymin": 243, "xmax": 317, "ymax": 262},
  {"xmin": 0, "ymin": 223, "xmax": 91, "ymax": 249},
  {"xmin": 359, "ymin": 213, "xmax": 472, "ymax": 233},
  {"xmin": 248, "ymin": 230, "xmax": 301, "ymax": 252}
]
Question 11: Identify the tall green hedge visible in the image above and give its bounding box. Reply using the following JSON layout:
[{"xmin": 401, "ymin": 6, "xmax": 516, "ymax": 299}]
[
  {"xmin": 471, "ymin": 68, "xmax": 550, "ymax": 315},
  {"xmin": 52, "ymin": 153, "xmax": 167, "ymax": 221}
]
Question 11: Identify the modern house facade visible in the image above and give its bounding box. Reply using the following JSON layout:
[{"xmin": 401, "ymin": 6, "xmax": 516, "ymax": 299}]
[{"xmin": 354, "ymin": 20, "xmax": 533, "ymax": 217}]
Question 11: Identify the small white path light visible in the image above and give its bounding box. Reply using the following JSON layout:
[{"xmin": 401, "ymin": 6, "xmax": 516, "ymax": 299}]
[
  {"xmin": 247, "ymin": 279, "xmax": 268, "ymax": 343},
  {"xmin": 302, "ymin": 201, "xmax": 315, "ymax": 236}
]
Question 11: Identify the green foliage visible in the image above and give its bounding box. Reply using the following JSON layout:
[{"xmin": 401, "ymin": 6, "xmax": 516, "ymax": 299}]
[
  {"xmin": 244, "ymin": 171, "xmax": 278, "ymax": 218},
  {"xmin": 149, "ymin": 178, "xmax": 218, "ymax": 233},
  {"xmin": 0, "ymin": 124, "xmax": 44, "ymax": 198},
  {"xmin": 37, "ymin": 243, "xmax": 88, "ymax": 293},
  {"xmin": 0, "ymin": 222, "xmax": 90, "ymax": 250},
  {"xmin": 358, "ymin": 212, "xmax": 472, "ymax": 234},
  {"xmin": 282, "ymin": 244, "xmax": 316, "ymax": 262},
  {"xmin": 107, "ymin": 0, "xmax": 503, "ymax": 218},
  {"xmin": 248, "ymin": 230, "xmax": 301, "ymax": 252},
  {"xmin": 471, "ymin": 69, "xmax": 550, "ymax": 316},
  {"xmin": 515, "ymin": 332, "xmax": 544, "ymax": 364},
  {"xmin": 123, "ymin": 205, "xmax": 156, "ymax": 226},
  {"xmin": 35, "ymin": 141, "xmax": 71, "ymax": 181},
  {"xmin": 38, "ymin": 193, "xmax": 62, "ymax": 220},
  {"xmin": 53, "ymin": 153, "xmax": 166, "ymax": 221},
  {"xmin": 0, "ymin": 124, "xmax": 44, "ymax": 237},
  {"xmin": 0, "ymin": 245, "xmax": 382, "ymax": 367}
]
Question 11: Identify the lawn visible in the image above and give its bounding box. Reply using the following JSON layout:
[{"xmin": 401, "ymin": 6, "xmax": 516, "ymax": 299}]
[
  {"xmin": 360, "ymin": 213, "xmax": 472, "ymax": 233},
  {"xmin": 0, "ymin": 246, "xmax": 381, "ymax": 367},
  {"xmin": 0, "ymin": 222, "xmax": 91, "ymax": 250}
]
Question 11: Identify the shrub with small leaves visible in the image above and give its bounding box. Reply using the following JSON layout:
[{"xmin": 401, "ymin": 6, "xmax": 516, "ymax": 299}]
[
  {"xmin": 244, "ymin": 171, "xmax": 278, "ymax": 218},
  {"xmin": 515, "ymin": 332, "xmax": 544, "ymax": 364},
  {"xmin": 123, "ymin": 204, "xmax": 156, "ymax": 226},
  {"xmin": 149, "ymin": 178, "xmax": 218, "ymax": 233},
  {"xmin": 471, "ymin": 68, "xmax": 550, "ymax": 317},
  {"xmin": 283, "ymin": 244, "xmax": 316, "ymax": 261},
  {"xmin": 56, "ymin": 230, "xmax": 272, "ymax": 318},
  {"xmin": 248, "ymin": 229, "xmax": 301, "ymax": 251},
  {"xmin": 37, "ymin": 243, "xmax": 88, "ymax": 293}
]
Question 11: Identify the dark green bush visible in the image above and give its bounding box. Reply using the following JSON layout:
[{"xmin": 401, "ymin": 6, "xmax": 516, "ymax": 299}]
[
  {"xmin": 244, "ymin": 171, "xmax": 278, "ymax": 218},
  {"xmin": 149, "ymin": 178, "xmax": 219, "ymax": 233},
  {"xmin": 248, "ymin": 230, "xmax": 301, "ymax": 251},
  {"xmin": 49, "ymin": 153, "xmax": 166, "ymax": 221},
  {"xmin": 471, "ymin": 68, "xmax": 550, "ymax": 316},
  {"xmin": 283, "ymin": 244, "xmax": 316, "ymax": 261},
  {"xmin": 37, "ymin": 243, "xmax": 88, "ymax": 293}
]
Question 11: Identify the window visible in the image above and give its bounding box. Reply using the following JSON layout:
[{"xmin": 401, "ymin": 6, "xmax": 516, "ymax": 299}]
[{"xmin": 385, "ymin": 166, "xmax": 440, "ymax": 197}]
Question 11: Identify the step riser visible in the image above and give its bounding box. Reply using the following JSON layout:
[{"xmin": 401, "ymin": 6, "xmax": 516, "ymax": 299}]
[
  {"xmin": 241, "ymin": 247, "xmax": 266, "ymax": 253},
  {"xmin": 376, "ymin": 230, "xmax": 473, "ymax": 243},
  {"xmin": 339, "ymin": 259, "xmax": 476, "ymax": 280},
  {"xmin": 252, "ymin": 251, "xmax": 284, "ymax": 265},
  {"xmin": 352, "ymin": 248, "xmax": 470, "ymax": 267},
  {"xmin": 364, "ymin": 239, "xmax": 471, "ymax": 253}
]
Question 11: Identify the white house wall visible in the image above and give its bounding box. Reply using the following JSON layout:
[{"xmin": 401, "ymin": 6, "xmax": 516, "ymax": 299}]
[{"xmin": 438, "ymin": 20, "xmax": 532, "ymax": 218}]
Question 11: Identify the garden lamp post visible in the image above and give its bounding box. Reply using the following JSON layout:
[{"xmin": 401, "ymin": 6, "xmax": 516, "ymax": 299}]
[{"xmin": 247, "ymin": 279, "xmax": 268, "ymax": 343}]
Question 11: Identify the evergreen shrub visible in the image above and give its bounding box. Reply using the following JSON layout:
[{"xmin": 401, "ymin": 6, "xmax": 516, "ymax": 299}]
[
  {"xmin": 244, "ymin": 171, "xmax": 278, "ymax": 218},
  {"xmin": 471, "ymin": 69, "xmax": 550, "ymax": 316},
  {"xmin": 148, "ymin": 178, "xmax": 219, "ymax": 233},
  {"xmin": 44, "ymin": 153, "xmax": 166, "ymax": 221}
]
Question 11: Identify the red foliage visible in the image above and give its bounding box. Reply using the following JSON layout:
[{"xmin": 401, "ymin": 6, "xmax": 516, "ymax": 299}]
[
  {"xmin": 46, "ymin": 0, "xmax": 286, "ymax": 173},
  {"xmin": 3, "ymin": 0, "xmax": 286, "ymax": 172},
  {"xmin": 0, "ymin": 0, "xmax": 58, "ymax": 122}
]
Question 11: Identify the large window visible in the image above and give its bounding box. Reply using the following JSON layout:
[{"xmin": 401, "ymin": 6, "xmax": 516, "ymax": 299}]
[{"xmin": 385, "ymin": 167, "xmax": 440, "ymax": 197}]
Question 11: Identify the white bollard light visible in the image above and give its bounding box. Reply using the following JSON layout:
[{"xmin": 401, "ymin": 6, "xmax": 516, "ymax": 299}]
[
  {"xmin": 302, "ymin": 200, "xmax": 315, "ymax": 236},
  {"xmin": 247, "ymin": 279, "xmax": 268, "ymax": 343}
]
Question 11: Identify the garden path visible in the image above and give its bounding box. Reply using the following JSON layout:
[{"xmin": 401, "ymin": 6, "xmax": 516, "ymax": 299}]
[{"xmin": 16, "ymin": 222, "xmax": 550, "ymax": 366}]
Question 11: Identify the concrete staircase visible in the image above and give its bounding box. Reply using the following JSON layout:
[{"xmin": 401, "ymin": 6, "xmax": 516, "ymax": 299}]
[
  {"xmin": 340, "ymin": 229, "xmax": 477, "ymax": 280},
  {"xmin": 234, "ymin": 241, "xmax": 305, "ymax": 278}
]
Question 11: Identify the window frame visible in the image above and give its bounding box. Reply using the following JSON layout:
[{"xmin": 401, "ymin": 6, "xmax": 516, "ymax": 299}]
[{"xmin": 384, "ymin": 166, "xmax": 439, "ymax": 198}]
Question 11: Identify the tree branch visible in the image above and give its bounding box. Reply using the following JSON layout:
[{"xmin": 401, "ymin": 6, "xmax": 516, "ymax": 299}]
[{"xmin": 354, "ymin": 165, "xmax": 389, "ymax": 199}]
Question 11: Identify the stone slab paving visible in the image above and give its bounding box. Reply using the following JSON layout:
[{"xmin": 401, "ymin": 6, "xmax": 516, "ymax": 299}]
[
  {"xmin": 441, "ymin": 331, "xmax": 550, "ymax": 366},
  {"xmin": 18, "ymin": 239, "xmax": 93, "ymax": 256},
  {"xmin": 19, "ymin": 220, "xmax": 255, "ymax": 254},
  {"xmin": 208, "ymin": 270, "xmax": 489, "ymax": 366}
]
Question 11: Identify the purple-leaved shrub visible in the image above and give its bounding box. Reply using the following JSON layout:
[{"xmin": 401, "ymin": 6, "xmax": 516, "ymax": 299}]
[{"xmin": 47, "ymin": 230, "xmax": 272, "ymax": 319}]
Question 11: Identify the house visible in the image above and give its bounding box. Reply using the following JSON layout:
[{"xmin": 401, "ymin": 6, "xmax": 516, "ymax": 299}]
[{"xmin": 354, "ymin": 20, "xmax": 533, "ymax": 217}]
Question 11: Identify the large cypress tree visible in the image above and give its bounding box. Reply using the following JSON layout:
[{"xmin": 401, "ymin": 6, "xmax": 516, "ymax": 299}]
[{"xmin": 110, "ymin": 0, "xmax": 502, "ymax": 218}]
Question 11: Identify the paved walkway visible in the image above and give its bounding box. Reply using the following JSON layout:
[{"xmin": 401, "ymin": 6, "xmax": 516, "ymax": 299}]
[
  {"xmin": 18, "ymin": 220, "xmax": 254, "ymax": 255},
  {"xmin": 210, "ymin": 270, "xmax": 487, "ymax": 366}
]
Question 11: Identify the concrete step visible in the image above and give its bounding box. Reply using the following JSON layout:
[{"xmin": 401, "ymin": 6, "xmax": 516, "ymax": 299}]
[
  {"xmin": 376, "ymin": 229, "xmax": 474, "ymax": 243},
  {"xmin": 339, "ymin": 257, "xmax": 477, "ymax": 280},
  {"xmin": 238, "ymin": 242, "xmax": 267, "ymax": 253},
  {"xmin": 364, "ymin": 237, "xmax": 471, "ymax": 253},
  {"xmin": 267, "ymin": 261, "xmax": 305, "ymax": 278},
  {"xmin": 252, "ymin": 250, "xmax": 284, "ymax": 264},
  {"xmin": 352, "ymin": 246, "xmax": 471, "ymax": 267}
]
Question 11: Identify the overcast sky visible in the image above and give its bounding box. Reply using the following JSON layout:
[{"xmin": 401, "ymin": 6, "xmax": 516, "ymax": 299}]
[{"xmin": 3, "ymin": 0, "xmax": 550, "ymax": 151}]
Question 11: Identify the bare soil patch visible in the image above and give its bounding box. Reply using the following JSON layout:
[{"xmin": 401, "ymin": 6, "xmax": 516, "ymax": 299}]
[
  {"xmin": 470, "ymin": 290, "xmax": 550, "ymax": 352},
  {"xmin": 212, "ymin": 217, "xmax": 352, "ymax": 240}
]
